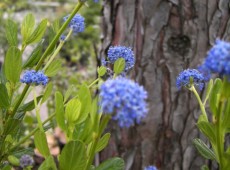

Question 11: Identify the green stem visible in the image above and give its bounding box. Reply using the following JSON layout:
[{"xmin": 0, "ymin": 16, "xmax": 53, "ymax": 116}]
[
  {"xmin": 216, "ymin": 101, "xmax": 224, "ymax": 169},
  {"xmin": 190, "ymin": 86, "xmax": 208, "ymax": 121},
  {"xmin": 88, "ymin": 78, "xmax": 100, "ymax": 88},
  {"xmin": 35, "ymin": 2, "xmax": 83, "ymax": 71},
  {"xmin": 84, "ymin": 115, "xmax": 110, "ymax": 170},
  {"xmin": 9, "ymin": 113, "xmax": 55, "ymax": 152},
  {"xmin": 33, "ymin": 87, "xmax": 43, "ymax": 132},
  {"xmin": 43, "ymin": 29, "xmax": 73, "ymax": 71}
]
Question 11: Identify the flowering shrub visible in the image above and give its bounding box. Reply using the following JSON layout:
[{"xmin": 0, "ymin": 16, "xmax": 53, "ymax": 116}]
[
  {"xmin": 0, "ymin": 0, "xmax": 150, "ymax": 169},
  {"xmin": 176, "ymin": 40, "xmax": 230, "ymax": 169}
]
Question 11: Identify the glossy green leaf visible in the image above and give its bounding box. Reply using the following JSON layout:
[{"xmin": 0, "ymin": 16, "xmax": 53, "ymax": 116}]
[
  {"xmin": 96, "ymin": 133, "xmax": 110, "ymax": 153},
  {"xmin": 4, "ymin": 46, "xmax": 22, "ymax": 85},
  {"xmin": 5, "ymin": 19, "xmax": 18, "ymax": 46},
  {"xmin": 23, "ymin": 40, "xmax": 43, "ymax": 68},
  {"xmin": 34, "ymin": 130, "xmax": 50, "ymax": 158},
  {"xmin": 95, "ymin": 157, "xmax": 125, "ymax": 170},
  {"xmin": 45, "ymin": 59, "xmax": 62, "ymax": 77},
  {"xmin": 21, "ymin": 13, "xmax": 35, "ymax": 42},
  {"xmin": 197, "ymin": 121, "xmax": 216, "ymax": 144},
  {"xmin": 0, "ymin": 84, "xmax": 10, "ymax": 109},
  {"xmin": 2, "ymin": 165, "xmax": 12, "ymax": 170},
  {"xmin": 209, "ymin": 78, "xmax": 222, "ymax": 116},
  {"xmin": 193, "ymin": 138, "xmax": 217, "ymax": 160},
  {"xmin": 41, "ymin": 82, "xmax": 53, "ymax": 104},
  {"xmin": 90, "ymin": 98, "xmax": 101, "ymax": 133},
  {"xmin": 77, "ymin": 84, "xmax": 91, "ymax": 124},
  {"xmin": 59, "ymin": 140, "xmax": 87, "ymax": 170},
  {"xmin": 55, "ymin": 92, "xmax": 66, "ymax": 131},
  {"xmin": 97, "ymin": 66, "xmax": 107, "ymax": 77},
  {"xmin": 26, "ymin": 19, "xmax": 47, "ymax": 44},
  {"xmin": 18, "ymin": 95, "xmax": 43, "ymax": 112},
  {"xmin": 65, "ymin": 98, "xmax": 81, "ymax": 123},
  {"xmin": 113, "ymin": 58, "xmax": 125, "ymax": 74},
  {"xmin": 7, "ymin": 155, "xmax": 20, "ymax": 166},
  {"xmin": 38, "ymin": 155, "xmax": 57, "ymax": 170}
]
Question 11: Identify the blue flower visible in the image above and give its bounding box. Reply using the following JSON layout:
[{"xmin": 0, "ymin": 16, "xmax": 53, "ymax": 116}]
[
  {"xmin": 107, "ymin": 46, "xmax": 135, "ymax": 71},
  {"xmin": 144, "ymin": 165, "xmax": 158, "ymax": 170},
  {"xmin": 99, "ymin": 77, "xmax": 148, "ymax": 128},
  {"xmin": 176, "ymin": 69, "xmax": 205, "ymax": 90},
  {"xmin": 63, "ymin": 14, "xmax": 85, "ymax": 34},
  {"xmin": 21, "ymin": 70, "xmax": 48, "ymax": 86},
  {"xmin": 60, "ymin": 35, "xmax": 66, "ymax": 41},
  {"xmin": 20, "ymin": 155, "xmax": 34, "ymax": 168},
  {"xmin": 203, "ymin": 40, "xmax": 230, "ymax": 76}
]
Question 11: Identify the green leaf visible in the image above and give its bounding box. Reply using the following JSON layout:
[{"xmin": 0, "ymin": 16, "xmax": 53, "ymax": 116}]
[
  {"xmin": 193, "ymin": 138, "xmax": 217, "ymax": 160},
  {"xmin": 59, "ymin": 140, "xmax": 87, "ymax": 170},
  {"xmin": 5, "ymin": 19, "xmax": 18, "ymax": 46},
  {"xmin": 90, "ymin": 98, "xmax": 101, "ymax": 133},
  {"xmin": 96, "ymin": 133, "xmax": 110, "ymax": 153},
  {"xmin": 41, "ymin": 82, "xmax": 53, "ymax": 104},
  {"xmin": 2, "ymin": 165, "xmax": 12, "ymax": 170},
  {"xmin": 64, "ymin": 85, "xmax": 76, "ymax": 103},
  {"xmin": 73, "ymin": 117, "xmax": 93, "ymax": 144},
  {"xmin": 45, "ymin": 59, "xmax": 62, "ymax": 77},
  {"xmin": 65, "ymin": 98, "xmax": 81, "ymax": 123},
  {"xmin": 7, "ymin": 155, "xmax": 20, "ymax": 166},
  {"xmin": 38, "ymin": 155, "xmax": 57, "ymax": 170},
  {"xmin": 197, "ymin": 121, "xmax": 216, "ymax": 144},
  {"xmin": 209, "ymin": 78, "xmax": 222, "ymax": 116},
  {"xmin": 4, "ymin": 46, "xmax": 22, "ymax": 85},
  {"xmin": 21, "ymin": 13, "xmax": 35, "ymax": 42},
  {"xmin": 18, "ymin": 95, "xmax": 43, "ymax": 112},
  {"xmin": 203, "ymin": 79, "xmax": 213, "ymax": 104},
  {"xmin": 0, "ymin": 84, "xmax": 10, "ymax": 109},
  {"xmin": 55, "ymin": 92, "xmax": 66, "ymax": 131},
  {"xmin": 95, "ymin": 157, "xmax": 125, "ymax": 170},
  {"xmin": 201, "ymin": 165, "xmax": 209, "ymax": 170},
  {"xmin": 26, "ymin": 19, "xmax": 48, "ymax": 44},
  {"xmin": 113, "ymin": 58, "xmax": 125, "ymax": 74},
  {"xmin": 34, "ymin": 130, "xmax": 50, "ymax": 158},
  {"xmin": 23, "ymin": 40, "xmax": 43, "ymax": 68},
  {"xmin": 223, "ymin": 98, "xmax": 230, "ymax": 129},
  {"xmin": 52, "ymin": 18, "xmax": 60, "ymax": 34},
  {"xmin": 77, "ymin": 84, "xmax": 92, "ymax": 124},
  {"xmin": 97, "ymin": 66, "xmax": 107, "ymax": 77}
]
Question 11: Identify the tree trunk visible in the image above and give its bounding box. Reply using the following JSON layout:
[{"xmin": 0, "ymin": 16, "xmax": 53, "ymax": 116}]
[{"xmin": 100, "ymin": 0, "xmax": 230, "ymax": 170}]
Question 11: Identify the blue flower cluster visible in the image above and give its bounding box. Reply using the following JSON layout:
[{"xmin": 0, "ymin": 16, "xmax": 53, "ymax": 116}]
[
  {"xmin": 20, "ymin": 155, "xmax": 34, "ymax": 168},
  {"xmin": 203, "ymin": 40, "xmax": 230, "ymax": 76},
  {"xmin": 107, "ymin": 46, "xmax": 135, "ymax": 71},
  {"xmin": 176, "ymin": 69, "xmax": 205, "ymax": 90},
  {"xmin": 21, "ymin": 70, "xmax": 48, "ymax": 86},
  {"xmin": 99, "ymin": 77, "xmax": 148, "ymax": 128},
  {"xmin": 144, "ymin": 165, "xmax": 158, "ymax": 170},
  {"xmin": 63, "ymin": 14, "xmax": 85, "ymax": 34}
]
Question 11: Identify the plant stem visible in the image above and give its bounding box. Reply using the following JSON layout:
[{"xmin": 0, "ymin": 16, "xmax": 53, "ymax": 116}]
[
  {"xmin": 84, "ymin": 115, "xmax": 110, "ymax": 170},
  {"xmin": 88, "ymin": 78, "xmax": 100, "ymax": 88},
  {"xmin": 191, "ymin": 86, "xmax": 208, "ymax": 121},
  {"xmin": 9, "ymin": 113, "xmax": 55, "ymax": 152},
  {"xmin": 216, "ymin": 101, "xmax": 224, "ymax": 169},
  {"xmin": 35, "ymin": 2, "xmax": 84, "ymax": 71},
  {"xmin": 43, "ymin": 29, "xmax": 73, "ymax": 71},
  {"xmin": 33, "ymin": 87, "xmax": 43, "ymax": 132}
]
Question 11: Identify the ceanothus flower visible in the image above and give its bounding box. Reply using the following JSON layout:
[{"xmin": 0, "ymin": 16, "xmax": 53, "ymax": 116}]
[
  {"xmin": 21, "ymin": 70, "xmax": 48, "ymax": 86},
  {"xmin": 99, "ymin": 77, "xmax": 148, "ymax": 128},
  {"xmin": 203, "ymin": 40, "xmax": 230, "ymax": 76},
  {"xmin": 107, "ymin": 46, "xmax": 135, "ymax": 71},
  {"xmin": 144, "ymin": 165, "xmax": 158, "ymax": 170},
  {"xmin": 176, "ymin": 69, "xmax": 205, "ymax": 90},
  {"xmin": 20, "ymin": 155, "xmax": 34, "ymax": 168},
  {"xmin": 197, "ymin": 64, "xmax": 211, "ymax": 81},
  {"xmin": 63, "ymin": 14, "xmax": 85, "ymax": 34}
]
